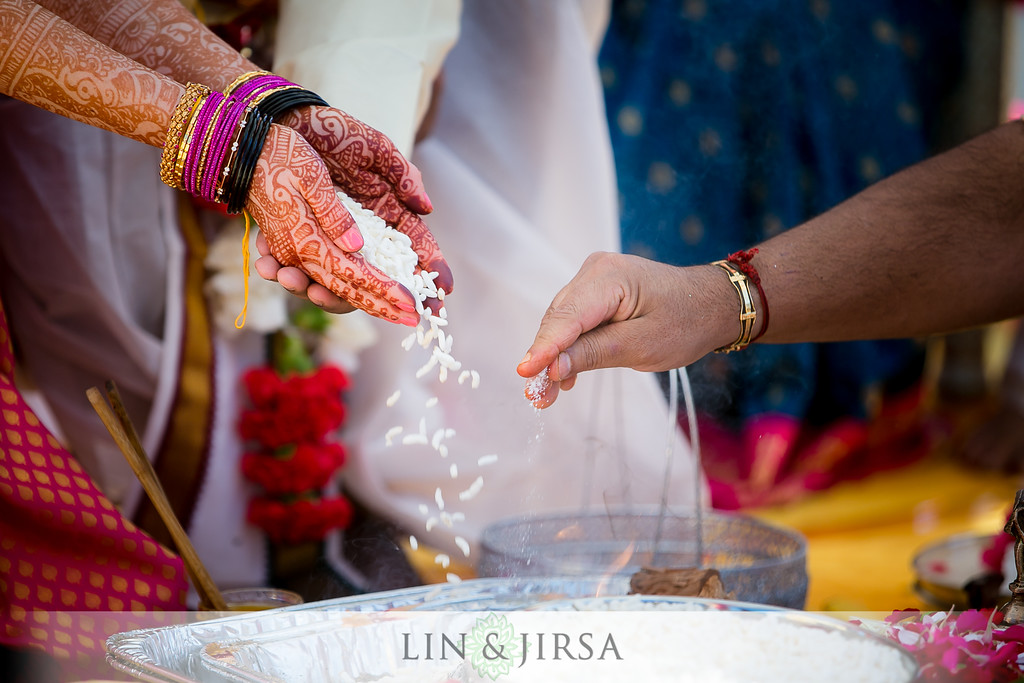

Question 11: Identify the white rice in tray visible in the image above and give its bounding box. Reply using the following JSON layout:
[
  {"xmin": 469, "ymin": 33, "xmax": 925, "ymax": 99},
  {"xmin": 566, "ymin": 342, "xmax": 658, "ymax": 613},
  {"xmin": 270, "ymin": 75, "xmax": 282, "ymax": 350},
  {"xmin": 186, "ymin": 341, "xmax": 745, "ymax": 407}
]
[{"xmin": 489, "ymin": 611, "xmax": 916, "ymax": 683}]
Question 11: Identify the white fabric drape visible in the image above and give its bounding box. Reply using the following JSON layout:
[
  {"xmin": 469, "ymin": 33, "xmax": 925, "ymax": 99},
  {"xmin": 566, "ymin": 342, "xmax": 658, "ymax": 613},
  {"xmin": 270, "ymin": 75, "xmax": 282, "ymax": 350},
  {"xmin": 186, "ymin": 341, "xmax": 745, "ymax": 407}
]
[
  {"xmin": 329, "ymin": 0, "xmax": 702, "ymax": 558},
  {"xmin": 274, "ymin": 0, "xmax": 462, "ymax": 157}
]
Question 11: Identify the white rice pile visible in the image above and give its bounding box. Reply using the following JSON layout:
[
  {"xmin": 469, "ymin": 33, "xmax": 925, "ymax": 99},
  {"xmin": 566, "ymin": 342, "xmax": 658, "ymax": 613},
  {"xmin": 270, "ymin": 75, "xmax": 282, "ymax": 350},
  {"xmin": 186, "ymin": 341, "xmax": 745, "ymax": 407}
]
[
  {"xmin": 339, "ymin": 189, "xmax": 494, "ymax": 571},
  {"xmin": 495, "ymin": 611, "xmax": 915, "ymax": 683}
]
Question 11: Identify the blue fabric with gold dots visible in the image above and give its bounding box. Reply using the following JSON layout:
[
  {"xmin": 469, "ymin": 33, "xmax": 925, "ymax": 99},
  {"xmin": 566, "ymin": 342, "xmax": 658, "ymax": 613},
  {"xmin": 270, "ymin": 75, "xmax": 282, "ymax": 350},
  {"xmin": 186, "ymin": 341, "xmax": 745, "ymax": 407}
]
[{"xmin": 600, "ymin": 0, "xmax": 963, "ymax": 427}]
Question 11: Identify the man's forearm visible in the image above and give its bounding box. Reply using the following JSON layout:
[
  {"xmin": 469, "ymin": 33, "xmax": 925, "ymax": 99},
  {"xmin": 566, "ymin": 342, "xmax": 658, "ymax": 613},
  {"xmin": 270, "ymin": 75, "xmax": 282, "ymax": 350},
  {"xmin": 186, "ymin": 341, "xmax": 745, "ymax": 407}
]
[{"xmin": 755, "ymin": 120, "xmax": 1024, "ymax": 343}]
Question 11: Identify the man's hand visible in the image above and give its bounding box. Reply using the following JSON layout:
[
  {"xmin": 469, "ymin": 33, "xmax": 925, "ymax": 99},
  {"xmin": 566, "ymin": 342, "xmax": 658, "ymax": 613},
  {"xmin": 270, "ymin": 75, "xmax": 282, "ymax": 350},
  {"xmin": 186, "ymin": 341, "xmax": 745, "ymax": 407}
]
[{"xmin": 517, "ymin": 252, "xmax": 737, "ymax": 408}]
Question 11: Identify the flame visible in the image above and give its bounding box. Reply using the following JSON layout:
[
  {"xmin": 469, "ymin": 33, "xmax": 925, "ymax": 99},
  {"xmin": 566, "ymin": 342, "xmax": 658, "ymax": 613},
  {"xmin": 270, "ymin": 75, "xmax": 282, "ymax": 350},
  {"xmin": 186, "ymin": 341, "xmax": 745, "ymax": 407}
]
[{"xmin": 596, "ymin": 541, "xmax": 636, "ymax": 597}]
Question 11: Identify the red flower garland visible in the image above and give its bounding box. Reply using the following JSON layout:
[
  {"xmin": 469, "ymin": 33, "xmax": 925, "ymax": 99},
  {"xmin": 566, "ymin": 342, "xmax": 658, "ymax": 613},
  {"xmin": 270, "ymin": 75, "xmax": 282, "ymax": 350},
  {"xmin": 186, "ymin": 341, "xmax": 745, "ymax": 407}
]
[{"xmin": 239, "ymin": 364, "xmax": 353, "ymax": 544}]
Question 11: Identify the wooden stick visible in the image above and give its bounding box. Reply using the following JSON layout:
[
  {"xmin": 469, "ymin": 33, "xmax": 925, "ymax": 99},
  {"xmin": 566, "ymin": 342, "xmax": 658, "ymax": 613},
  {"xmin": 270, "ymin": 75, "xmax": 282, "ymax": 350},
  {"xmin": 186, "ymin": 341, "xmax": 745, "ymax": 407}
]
[{"xmin": 87, "ymin": 384, "xmax": 228, "ymax": 611}]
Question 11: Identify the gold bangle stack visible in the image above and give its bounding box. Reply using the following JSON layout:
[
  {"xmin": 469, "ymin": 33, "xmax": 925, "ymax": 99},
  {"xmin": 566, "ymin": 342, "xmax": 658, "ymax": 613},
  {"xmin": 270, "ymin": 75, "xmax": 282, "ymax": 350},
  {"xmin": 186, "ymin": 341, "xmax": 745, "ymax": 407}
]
[
  {"xmin": 711, "ymin": 260, "xmax": 757, "ymax": 353},
  {"xmin": 160, "ymin": 83, "xmax": 208, "ymax": 187}
]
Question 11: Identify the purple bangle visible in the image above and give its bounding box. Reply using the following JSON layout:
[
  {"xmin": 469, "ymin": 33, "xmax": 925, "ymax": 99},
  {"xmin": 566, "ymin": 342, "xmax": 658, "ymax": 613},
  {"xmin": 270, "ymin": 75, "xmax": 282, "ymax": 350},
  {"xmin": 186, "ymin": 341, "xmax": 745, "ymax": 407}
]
[
  {"xmin": 230, "ymin": 75, "xmax": 293, "ymax": 105},
  {"xmin": 183, "ymin": 91, "xmax": 224, "ymax": 196},
  {"xmin": 195, "ymin": 93, "xmax": 231, "ymax": 196},
  {"xmin": 200, "ymin": 98, "xmax": 246, "ymax": 200}
]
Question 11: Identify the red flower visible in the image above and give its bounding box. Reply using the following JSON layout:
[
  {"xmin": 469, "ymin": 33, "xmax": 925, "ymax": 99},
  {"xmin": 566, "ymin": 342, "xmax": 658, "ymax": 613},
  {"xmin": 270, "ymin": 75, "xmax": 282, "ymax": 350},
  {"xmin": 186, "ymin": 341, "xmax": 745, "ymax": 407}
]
[
  {"xmin": 239, "ymin": 366, "xmax": 348, "ymax": 447},
  {"xmin": 240, "ymin": 442, "xmax": 346, "ymax": 494},
  {"xmin": 247, "ymin": 496, "xmax": 353, "ymax": 544},
  {"xmin": 243, "ymin": 366, "xmax": 285, "ymax": 408}
]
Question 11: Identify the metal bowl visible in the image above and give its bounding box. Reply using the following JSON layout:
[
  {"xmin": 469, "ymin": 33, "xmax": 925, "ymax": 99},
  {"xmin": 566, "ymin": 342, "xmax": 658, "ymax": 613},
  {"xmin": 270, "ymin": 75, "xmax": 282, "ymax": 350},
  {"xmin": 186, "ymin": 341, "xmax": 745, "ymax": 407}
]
[{"xmin": 477, "ymin": 509, "xmax": 808, "ymax": 608}]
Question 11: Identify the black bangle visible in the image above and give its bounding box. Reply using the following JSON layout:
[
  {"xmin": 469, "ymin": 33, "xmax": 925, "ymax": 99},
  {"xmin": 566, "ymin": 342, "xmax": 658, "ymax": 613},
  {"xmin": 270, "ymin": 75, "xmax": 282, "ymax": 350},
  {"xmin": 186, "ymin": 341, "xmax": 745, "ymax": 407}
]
[
  {"xmin": 258, "ymin": 88, "xmax": 328, "ymax": 120},
  {"xmin": 225, "ymin": 108, "xmax": 273, "ymax": 214}
]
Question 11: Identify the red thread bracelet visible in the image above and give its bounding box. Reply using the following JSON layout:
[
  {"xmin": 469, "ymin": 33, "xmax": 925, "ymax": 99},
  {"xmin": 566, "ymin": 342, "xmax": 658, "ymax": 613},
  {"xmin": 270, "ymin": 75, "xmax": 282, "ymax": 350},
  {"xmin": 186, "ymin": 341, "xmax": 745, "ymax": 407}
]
[{"xmin": 725, "ymin": 248, "xmax": 770, "ymax": 343}]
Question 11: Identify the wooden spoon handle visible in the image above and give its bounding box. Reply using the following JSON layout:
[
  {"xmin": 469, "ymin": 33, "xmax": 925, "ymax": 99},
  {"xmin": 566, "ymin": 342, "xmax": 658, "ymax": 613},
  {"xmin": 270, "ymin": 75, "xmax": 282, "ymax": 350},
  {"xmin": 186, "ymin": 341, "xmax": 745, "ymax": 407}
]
[{"xmin": 87, "ymin": 385, "xmax": 228, "ymax": 611}]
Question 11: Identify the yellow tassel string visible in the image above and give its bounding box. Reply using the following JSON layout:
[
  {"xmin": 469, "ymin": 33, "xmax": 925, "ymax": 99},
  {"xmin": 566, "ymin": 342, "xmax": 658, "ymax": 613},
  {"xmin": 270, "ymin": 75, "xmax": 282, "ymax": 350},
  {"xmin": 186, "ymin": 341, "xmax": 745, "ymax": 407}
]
[{"xmin": 234, "ymin": 209, "xmax": 252, "ymax": 329}]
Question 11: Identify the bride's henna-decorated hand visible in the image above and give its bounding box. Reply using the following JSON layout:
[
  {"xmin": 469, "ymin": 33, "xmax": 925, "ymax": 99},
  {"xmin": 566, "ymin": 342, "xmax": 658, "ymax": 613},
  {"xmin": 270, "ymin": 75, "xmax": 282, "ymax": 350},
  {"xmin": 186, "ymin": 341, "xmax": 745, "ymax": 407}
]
[
  {"xmin": 247, "ymin": 123, "xmax": 421, "ymax": 326},
  {"xmin": 254, "ymin": 232, "xmax": 356, "ymax": 315},
  {"xmin": 281, "ymin": 105, "xmax": 453, "ymax": 295}
]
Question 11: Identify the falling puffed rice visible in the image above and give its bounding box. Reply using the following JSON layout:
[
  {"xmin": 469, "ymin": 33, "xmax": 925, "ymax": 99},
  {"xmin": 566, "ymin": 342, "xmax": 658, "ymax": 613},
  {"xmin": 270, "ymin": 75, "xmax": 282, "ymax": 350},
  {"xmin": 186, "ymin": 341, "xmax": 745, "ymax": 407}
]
[
  {"xmin": 431, "ymin": 428, "xmax": 446, "ymax": 450},
  {"xmin": 434, "ymin": 553, "xmax": 450, "ymax": 569},
  {"xmin": 477, "ymin": 454, "xmax": 499, "ymax": 467},
  {"xmin": 458, "ymin": 370, "xmax": 471, "ymax": 385},
  {"xmin": 455, "ymin": 536, "xmax": 471, "ymax": 558},
  {"xmin": 401, "ymin": 333, "xmax": 417, "ymax": 351},
  {"xmin": 434, "ymin": 487, "xmax": 445, "ymax": 511},
  {"xmin": 446, "ymin": 572, "xmax": 462, "ymax": 584},
  {"xmin": 459, "ymin": 476, "xmax": 484, "ymax": 502},
  {"xmin": 438, "ymin": 444, "xmax": 449, "ymax": 458},
  {"xmin": 415, "ymin": 354, "xmax": 438, "ymax": 378},
  {"xmin": 409, "ymin": 535, "xmax": 419, "ymax": 551},
  {"xmin": 385, "ymin": 425, "xmax": 403, "ymax": 446},
  {"xmin": 418, "ymin": 503, "xmax": 429, "ymax": 516},
  {"xmin": 440, "ymin": 511, "xmax": 454, "ymax": 528},
  {"xmin": 425, "ymin": 516, "xmax": 438, "ymax": 532},
  {"xmin": 449, "ymin": 464, "xmax": 458, "ymax": 479},
  {"xmin": 402, "ymin": 433, "xmax": 428, "ymax": 446},
  {"xmin": 425, "ymin": 396, "xmax": 439, "ymax": 408},
  {"xmin": 524, "ymin": 368, "xmax": 550, "ymax": 401},
  {"xmin": 470, "ymin": 370, "xmax": 480, "ymax": 389},
  {"xmin": 386, "ymin": 390, "xmax": 401, "ymax": 407}
]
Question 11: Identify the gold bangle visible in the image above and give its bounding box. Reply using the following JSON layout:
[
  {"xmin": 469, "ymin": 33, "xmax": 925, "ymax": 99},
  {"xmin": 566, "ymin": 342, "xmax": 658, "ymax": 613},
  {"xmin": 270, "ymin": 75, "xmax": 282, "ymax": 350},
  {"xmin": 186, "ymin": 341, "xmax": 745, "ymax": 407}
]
[
  {"xmin": 250, "ymin": 84, "xmax": 302, "ymax": 106},
  {"xmin": 160, "ymin": 83, "xmax": 207, "ymax": 188},
  {"xmin": 173, "ymin": 88, "xmax": 212, "ymax": 190},
  {"xmin": 711, "ymin": 260, "xmax": 757, "ymax": 353},
  {"xmin": 224, "ymin": 70, "xmax": 271, "ymax": 96}
]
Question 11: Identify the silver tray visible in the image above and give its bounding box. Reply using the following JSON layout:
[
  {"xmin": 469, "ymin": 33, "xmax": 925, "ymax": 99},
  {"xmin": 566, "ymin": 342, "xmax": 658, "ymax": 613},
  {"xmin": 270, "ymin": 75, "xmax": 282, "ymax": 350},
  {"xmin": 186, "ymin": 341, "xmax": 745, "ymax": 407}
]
[
  {"xmin": 106, "ymin": 576, "xmax": 632, "ymax": 682},
  {"xmin": 106, "ymin": 576, "xmax": 916, "ymax": 683}
]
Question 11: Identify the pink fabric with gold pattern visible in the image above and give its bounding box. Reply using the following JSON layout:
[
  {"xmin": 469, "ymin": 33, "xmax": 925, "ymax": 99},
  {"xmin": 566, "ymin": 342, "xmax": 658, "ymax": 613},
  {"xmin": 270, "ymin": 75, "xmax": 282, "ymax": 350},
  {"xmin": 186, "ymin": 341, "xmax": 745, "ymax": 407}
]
[{"xmin": 0, "ymin": 297, "xmax": 188, "ymax": 676}]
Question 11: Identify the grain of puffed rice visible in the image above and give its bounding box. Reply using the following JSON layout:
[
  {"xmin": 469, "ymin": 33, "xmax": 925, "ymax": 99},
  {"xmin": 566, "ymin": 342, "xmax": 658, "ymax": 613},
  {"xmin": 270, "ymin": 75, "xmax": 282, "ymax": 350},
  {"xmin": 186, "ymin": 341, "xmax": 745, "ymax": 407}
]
[
  {"xmin": 459, "ymin": 476, "xmax": 484, "ymax": 501},
  {"xmin": 384, "ymin": 426, "xmax": 403, "ymax": 446}
]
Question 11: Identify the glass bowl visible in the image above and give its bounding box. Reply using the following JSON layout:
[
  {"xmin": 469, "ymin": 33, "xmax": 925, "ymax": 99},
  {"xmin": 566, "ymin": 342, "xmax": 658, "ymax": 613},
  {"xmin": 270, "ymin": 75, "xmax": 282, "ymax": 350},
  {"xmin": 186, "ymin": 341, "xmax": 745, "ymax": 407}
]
[{"xmin": 477, "ymin": 509, "xmax": 808, "ymax": 608}]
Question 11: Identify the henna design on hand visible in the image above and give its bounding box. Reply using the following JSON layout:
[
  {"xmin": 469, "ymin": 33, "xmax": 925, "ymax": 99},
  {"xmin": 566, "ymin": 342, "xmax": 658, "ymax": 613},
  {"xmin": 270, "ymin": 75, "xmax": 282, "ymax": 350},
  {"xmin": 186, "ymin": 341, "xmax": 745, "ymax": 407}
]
[
  {"xmin": 283, "ymin": 105, "xmax": 453, "ymax": 294},
  {"xmin": 0, "ymin": 0, "xmax": 181, "ymax": 146},
  {"xmin": 38, "ymin": 0, "xmax": 253, "ymax": 90},
  {"xmin": 246, "ymin": 125, "xmax": 419, "ymax": 324}
]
